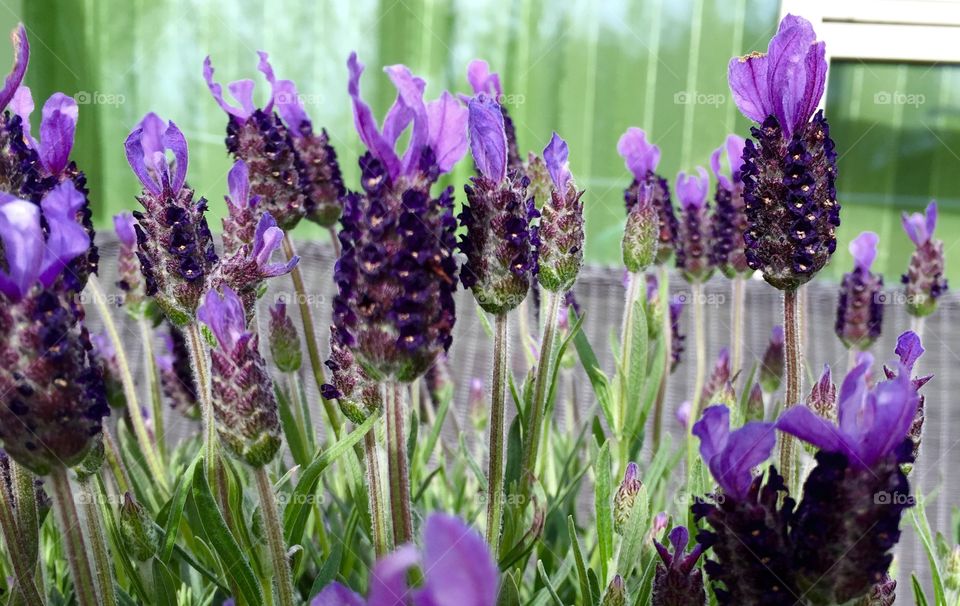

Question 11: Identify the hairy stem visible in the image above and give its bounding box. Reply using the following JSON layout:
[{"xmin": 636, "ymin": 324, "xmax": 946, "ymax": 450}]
[
  {"xmin": 50, "ymin": 467, "xmax": 99, "ymax": 606},
  {"xmin": 0, "ymin": 469, "xmax": 43, "ymax": 606},
  {"xmin": 521, "ymin": 290, "xmax": 561, "ymax": 495},
  {"xmin": 86, "ymin": 275, "xmax": 167, "ymax": 492},
  {"xmin": 652, "ymin": 265, "xmax": 672, "ymax": 451},
  {"xmin": 101, "ymin": 429, "xmax": 133, "ymax": 495},
  {"xmin": 385, "ymin": 383, "xmax": 413, "ymax": 545},
  {"xmin": 254, "ymin": 467, "xmax": 297, "ymax": 606},
  {"xmin": 486, "ymin": 313, "xmax": 509, "ymax": 552},
  {"xmin": 364, "ymin": 430, "xmax": 390, "ymax": 556},
  {"xmin": 79, "ymin": 478, "xmax": 117, "ymax": 606},
  {"xmin": 282, "ymin": 234, "xmax": 342, "ymax": 440},
  {"xmin": 781, "ymin": 289, "xmax": 802, "ymax": 493},
  {"xmin": 686, "ymin": 281, "xmax": 707, "ymax": 486},
  {"xmin": 185, "ymin": 323, "xmax": 218, "ymax": 484},
  {"xmin": 731, "ymin": 276, "xmax": 745, "ymax": 386}
]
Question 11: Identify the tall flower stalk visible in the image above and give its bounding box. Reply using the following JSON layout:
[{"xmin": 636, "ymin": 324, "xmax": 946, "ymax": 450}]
[{"xmin": 728, "ymin": 14, "xmax": 838, "ymax": 492}]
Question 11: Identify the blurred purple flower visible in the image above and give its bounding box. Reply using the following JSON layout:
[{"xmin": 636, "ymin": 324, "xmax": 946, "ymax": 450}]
[
  {"xmin": 693, "ymin": 405, "xmax": 776, "ymax": 500},
  {"xmin": 674, "ymin": 167, "xmax": 714, "ymax": 282},
  {"xmin": 836, "ymin": 231, "xmax": 883, "ymax": 349},
  {"xmin": 901, "ymin": 201, "xmax": 948, "ymax": 316}
]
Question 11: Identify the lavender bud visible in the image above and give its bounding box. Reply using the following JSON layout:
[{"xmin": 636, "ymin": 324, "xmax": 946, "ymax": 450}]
[
  {"xmin": 745, "ymin": 383, "xmax": 765, "ymax": 422},
  {"xmin": 674, "ymin": 167, "xmax": 714, "ymax": 283},
  {"xmin": 806, "ymin": 365, "xmax": 837, "ymax": 423},
  {"xmin": 536, "ymin": 133, "xmax": 584, "ymax": 293},
  {"xmin": 700, "ymin": 348, "xmax": 733, "ymax": 407},
  {"xmin": 294, "ymin": 128, "xmax": 345, "ymax": 227},
  {"xmin": 617, "ymin": 128, "xmax": 678, "ymax": 265},
  {"xmin": 466, "ymin": 60, "xmax": 522, "ymax": 172},
  {"xmin": 523, "ymin": 153, "xmax": 552, "ymax": 208},
  {"xmin": 614, "ymin": 462, "xmax": 642, "ymax": 535},
  {"xmin": 91, "ymin": 332, "xmax": 126, "ymax": 408},
  {"xmin": 653, "ymin": 526, "xmax": 706, "ymax": 606},
  {"xmin": 857, "ymin": 575, "xmax": 897, "ymax": 606},
  {"xmin": 73, "ymin": 436, "xmax": 105, "ymax": 480},
  {"xmin": 114, "ymin": 212, "xmax": 145, "ymax": 308},
  {"xmin": 322, "ymin": 327, "xmax": 381, "ymax": 424},
  {"xmin": 622, "ymin": 182, "xmax": 660, "ymax": 273},
  {"xmin": 424, "ymin": 354, "xmax": 454, "ymax": 410},
  {"xmin": 709, "ymin": 135, "xmax": 750, "ymax": 277},
  {"xmin": 901, "ymin": 201, "xmax": 948, "ymax": 317},
  {"xmin": 836, "ymin": 232, "xmax": 884, "ymax": 349},
  {"xmin": 945, "ymin": 546, "xmax": 960, "ymax": 591},
  {"xmin": 269, "ymin": 298, "xmax": 301, "ymax": 373},
  {"xmin": 759, "ymin": 326, "xmax": 784, "ymax": 393},
  {"xmin": 157, "ymin": 325, "xmax": 199, "ymax": 417},
  {"xmin": 469, "ymin": 377, "xmax": 487, "ymax": 429},
  {"xmin": 220, "ymin": 159, "xmax": 259, "ymax": 256},
  {"xmin": 601, "ymin": 575, "xmax": 627, "ymax": 606},
  {"xmin": 124, "ymin": 118, "xmax": 217, "ymax": 326},
  {"xmin": 197, "ymin": 287, "xmax": 281, "ymax": 467},
  {"xmin": 120, "ymin": 492, "xmax": 159, "ymax": 562}
]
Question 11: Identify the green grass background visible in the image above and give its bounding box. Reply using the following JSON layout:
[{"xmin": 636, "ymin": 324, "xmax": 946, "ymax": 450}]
[{"xmin": 3, "ymin": 0, "xmax": 959, "ymax": 285}]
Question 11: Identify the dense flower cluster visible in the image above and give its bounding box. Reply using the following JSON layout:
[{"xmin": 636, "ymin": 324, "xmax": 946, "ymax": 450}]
[
  {"xmin": 618, "ymin": 128, "xmax": 677, "ymax": 264},
  {"xmin": 673, "ymin": 167, "xmax": 714, "ymax": 282},
  {"xmin": 535, "ymin": 133, "xmax": 585, "ymax": 292},
  {"xmin": 835, "ymin": 231, "xmax": 884, "ymax": 349},
  {"xmin": 709, "ymin": 135, "xmax": 749, "ymax": 276},
  {"xmin": 901, "ymin": 201, "xmax": 948, "ymax": 316}
]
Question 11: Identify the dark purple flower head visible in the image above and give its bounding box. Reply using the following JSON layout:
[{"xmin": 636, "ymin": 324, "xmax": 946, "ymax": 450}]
[
  {"xmin": 125, "ymin": 117, "xmax": 217, "ymax": 326},
  {"xmin": 0, "ymin": 24, "xmax": 29, "ymax": 112},
  {"xmin": 197, "ymin": 286, "xmax": 281, "ymax": 467},
  {"xmin": 710, "ymin": 135, "xmax": 750, "ymax": 276},
  {"xmin": 311, "ymin": 513, "xmax": 498, "ymax": 606},
  {"xmin": 693, "ymin": 405, "xmax": 776, "ymax": 500},
  {"xmin": 776, "ymin": 356, "xmax": 919, "ymax": 470},
  {"xmin": 114, "ymin": 211, "xmax": 147, "ymax": 307},
  {"xmin": 348, "ymin": 52, "xmax": 468, "ymax": 183},
  {"xmin": 674, "ymin": 167, "xmax": 714, "ymax": 282},
  {"xmin": 669, "ymin": 295, "xmax": 685, "ymax": 373},
  {"xmin": 205, "ymin": 52, "xmax": 310, "ymax": 230},
  {"xmin": 618, "ymin": 128, "xmax": 677, "ymax": 265},
  {"xmin": 459, "ymin": 95, "xmax": 535, "ymax": 314},
  {"xmin": 466, "ymin": 59, "xmax": 521, "ymax": 171},
  {"xmin": 836, "ymin": 231, "xmax": 884, "ymax": 350},
  {"xmin": 536, "ymin": 132, "xmax": 584, "ymax": 292},
  {"xmin": 652, "ymin": 526, "xmax": 706, "ymax": 606},
  {"xmin": 759, "ymin": 325, "xmax": 785, "ymax": 393},
  {"xmin": 901, "ymin": 200, "xmax": 948, "ymax": 317},
  {"xmin": 728, "ymin": 14, "xmax": 826, "ymax": 139}
]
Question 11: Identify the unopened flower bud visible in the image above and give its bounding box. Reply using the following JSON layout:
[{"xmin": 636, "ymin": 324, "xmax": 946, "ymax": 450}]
[
  {"xmin": 622, "ymin": 182, "xmax": 660, "ymax": 273},
  {"xmin": 74, "ymin": 436, "xmax": 105, "ymax": 480},
  {"xmin": 120, "ymin": 492, "xmax": 158, "ymax": 562},
  {"xmin": 836, "ymin": 232, "xmax": 884, "ymax": 350},
  {"xmin": 614, "ymin": 462, "xmax": 643, "ymax": 534},
  {"xmin": 745, "ymin": 383, "xmax": 765, "ymax": 422},
  {"xmin": 901, "ymin": 201, "xmax": 948, "ymax": 317},
  {"xmin": 269, "ymin": 298, "xmax": 301, "ymax": 373},
  {"xmin": 945, "ymin": 546, "xmax": 960, "ymax": 591},
  {"xmin": 601, "ymin": 575, "xmax": 627, "ymax": 606},
  {"xmin": 653, "ymin": 526, "xmax": 706, "ymax": 606},
  {"xmin": 857, "ymin": 574, "xmax": 897, "ymax": 606},
  {"xmin": 536, "ymin": 133, "xmax": 584, "ymax": 293},
  {"xmin": 759, "ymin": 326, "xmax": 784, "ymax": 393}
]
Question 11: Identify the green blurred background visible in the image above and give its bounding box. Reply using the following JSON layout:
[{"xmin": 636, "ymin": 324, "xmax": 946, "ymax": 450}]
[{"xmin": 3, "ymin": 0, "xmax": 959, "ymax": 284}]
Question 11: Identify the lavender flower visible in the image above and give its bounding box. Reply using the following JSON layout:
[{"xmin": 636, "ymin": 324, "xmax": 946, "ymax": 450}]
[
  {"xmin": 836, "ymin": 232, "xmax": 884, "ymax": 350},
  {"xmin": 806, "ymin": 364, "xmax": 837, "ymax": 424},
  {"xmin": 268, "ymin": 297, "xmax": 301, "ymax": 373},
  {"xmin": 693, "ymin": 405, "xmax": 776, "ymax": 500},
  {"xmin": 601, "ymin": 576, "xmax": 627, "ymax": 606},
  {"xmin": 197, "ymin": 287, "xmax": 281, "ymax": 467},
  {"xmin": 674, "ymin": 167, "xmax": 714, "ymax": 282},
  {"xmin": 125, "ymin": 117, "xmax": 217, "ymax": 326},
  {"xmin": 759, "ymin": 326, "xmax": 784, "ymax": 393},
  {"xmin": 730, "ymin": 14, "xmax": 839, "ymax": 291},
  {"xmin": 745, "ymin": 383, "xmax": 764, "ymax": 422},
  {"xmin": 0, "ymin": 185, "xmax": 109, "ymax": 475},
  {"xmin": 536, "ymin": 132, "xmax": 584, "ymax": 292},
  {"xmin": 466, "ymin": 60, "xmax": 521, "ymax": 171},
  {"xmin": 617, "ymin": 128, "xmax": 677, "ymax": 264},
  {"xmin": 113, "ymin": 211, "xmax": 145, "ymax": 308},
  {"xmin": 621, "ymin": 181, "xmax": 659, "ymax": 273},
  {"xmin": 652, "ymin": 526, "xmax": 706, "ymax": 606},
  {"xmin": 91, "ymin": 332, "xmax": 125, "ymax": 408},
  {"xmin": 613, "ymin": 461, "xmax": 642, "ymax": 534},
  {"xmin": 669, "ymin": 295, "xmax": 685, "ymax": 372},
  {"xmin": 459, "ymin": 93, "xmax": 536, "ymax": 314},
  {"xmin": 901, "ymin": 201, "xmax": 948, "ymax": 316},
  {"xmin": 156, "ymin": 326, "xmax": 199, "ymax": 417},
  {"xmin": 311, "ymin": 513, "xmax": 498, "ymax": 606},
  {"xmin": 709, "ymin": 135, "xmax": 750, "ymax": 276},
  {"xmin": 331, "ymin": 53, "xmax": 466, "ymax": 382},
  {"xmin": 321, "ymin": 327, "xmax": 381, "ymax": 424},
  {"xmin": 858, "ymin": 576, "xmax": 897, "ymax": 606},
  {"xmin": 220, "ymin": 159, "xmax": 260, "ymax": 256},
  {"xmin": 884, "ymin": 331, "xmax": 930, "ymax": 463},
  {"xmin": 700, "ymin": 347, "xmax": 734, "ymax": 408},
  {"xmin": 204, "ymin": 52, "xmax": 309, "ymax": 230}
]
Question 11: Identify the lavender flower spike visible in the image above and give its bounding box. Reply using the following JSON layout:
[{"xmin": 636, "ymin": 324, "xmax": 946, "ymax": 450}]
[
  {"xmin": 835, "ymin": 231, "xmax": 884, "ymax": 350},
  {"xmin": 0, "ymin": 186, "xmax": 108, "ymax": 475},
  {"xmin": 221, "ymin": 159, "xmax": 260, "ymax": 255},
  {"xmin": 674, "ymin": 167, "xmax": 714, "ymax": 283},
  {"xmin": 652, "ymin": 526, "xmax": 706, "ymax": 606},
  {"xmin": 114, "ymin": 211, "xmax": 145, "ymax": 307},
  {"xmin": 459, "ymin": 93, "xmax": 536, "ymax": 314},
  {"xmin": 197, "ymin": 286, "xmax": 281, "ymax": 467},
  {"xmin": 692, "ymin": 405, "xmax": 776, "ymax": 500},
  {"xmin": 536, "ymin": 132, "xmax": 585, "ymax": 292},
  {"xmin": 731, "ymin": 14, "xmax": 839, "ymax": 290},
  {"xmin": 901, "ymin": 200, "xmax": 948, "ymax": 316},
  {"xmin": 617, "ymin": 127, "xmax": 677, "ymax": 264},
  {"xmin": 310, "ymin": 513, "xmax": 498, "ymax": 606},
  {"xmin": 466, "ymin": 59, "xmax": 521, "ymax": 171},
  {"xmin": 125, "ymin": 117, "xmax": 217, "ymax": 326},
  {"xmin": 709, "ymin": 135, "xmax": 750, "ymax": 276}
]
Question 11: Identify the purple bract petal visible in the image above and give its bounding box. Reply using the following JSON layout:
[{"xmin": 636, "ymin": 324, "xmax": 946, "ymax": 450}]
[
  {"xmin": 310, "ymin": 584, "xmax": 365, "ymax": 606},
  {"xmin": 770, "ymin": 325, "xmax": 784, "ymax": 345},
  {"xmin": 38, "ymin": 92, "xmax": 78, "ymax": 175},
  {"xmin": 675, "ymin": 167, "xmax": 709, "ymax": 209},
  {"xmin": 138, "ymin": 112, "xmax": 167, "ymax": 159},
  {"xmin": 693, "ymin": 405, "xmax": 730, "ymax": 467},
  {"xmin": 468, "ymin": 94, "xmax": 507, "ymax": 183},
  {"xmin": 417, "ymin": 513, "xmax": 498, "ymax": 606},
  {"xmin": 38, "ymin": 181, "xmax": 90, "ymax": 287},
  {"xmin": 10, "ymin": 85, "xmax": 36, "ymax": 145},
  {"xmin": 0, "ymin": 24, "xmax": 29, "ymax": 112},
  {"xmin": 776, "ymin": 405, "xmax": 845, "ymax": 454},
  {"xmin": 227, "ymin": 159, "xmax": 253, "ymax": 210},
  {"xmin": 113, "ymin": 211, "xmax": 138, "ymax": 249},
  {"xmin": 347, "ymin": 52, "xmax": 400, "ymax": 180},
  {"xmin": 0, "ymin": 196, "xmax": 43, "ymax": 301},
  {"xmin": 849, "ymin": 231, "xmax": 879, "ymax": 272},
  {"xmin": 427, "ymin": 91, "xmax": 468, "ymax": 175},
  {"xmin": 693, "ymin": 405, "xmax": 775, "ymax": 500},
  {"xmin": 251, "ymin": 212, "xmax": 298, "ymax": 277},
  {"xmin": 543, "ymin": 132, "xmax": 571, "ymax": 192},
  {"xmin": 466, "ymin": 59, "xmax": 502, "ymax": 98},
  {"xmin": 197, "ymin": 286, "xmax": 248, "ymax": 352},
  {"xmin": 384, "ymin": 64, "xmax": 430, "ymax": 174},
  {"xmin": 710, "ymin": 134, "xmax": 746, "ymax": 190},
  {"xmin": 367, "ymin": 544, "xmax": 418, "ymax": 606},
  {"xmin": 894, "ymin": 331, "xmax": 923, "ymax": 374},
  {"xmin": 617, "ymin": 127, "xmax": 660, "ymax": 181},
  {"xmin": 203, "ymin": 56, "xmax": 255, "ymax": 120}
]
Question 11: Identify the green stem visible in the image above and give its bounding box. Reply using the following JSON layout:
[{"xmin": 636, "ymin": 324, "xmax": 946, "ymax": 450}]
[
  {"xmin": 364, "ymin": 430, "xmax": 390, "ymax": 556},
  {"xmin": 327, "ymin": 226, "xmax": 342, "ymax": 259},
  {"xmin": 185, "ymin": 323, "xmax": 218, "ymax": 484},
  {"xmin": 79, "ymin": 478, "xmax": 117, "ymax": 606},
  {"xmin": 685, "ymin": 281, "xmax": 707, "ymax": 487},
  {"xmin": 0, "ymin": 469, "xmax": 43, "ymax": 606},
  {"xmin": 86, "ymin": 275, "xmax": 167, "ymax": 493},
  {"xmin": 781, "ymin": 289, "xmax": 801, "ymax": 493},
  {"xmin": 652, "ymin": 265, "xmax": 671, "ymax": 451},
  {"xmin": 288, "ymin": 372, "xmax": 314, "ymax": 454},
  {"xmin": 385, "ymin": 383, "xmax": 413, "ymax": 545},
  {"xmin": 282, "ymin": 234, "xmax": 342, "ymax": 440},
  {"xmin": 486, "ymin": 313, "xmax": 509, "ymax": 552},
  {"xmin": 11, "ymin": 461, "xmax": 40, "ymax": 563},
  {"xmin": 520, "ymin": 290, "xmax": 561, "ymax": 494},
  {"xmin": 139, "ymin": 317, "xmax": 166, "ymax": 462},
  {"xmin": 101, "ymin": 429, "xmax": 133, "ymax": 495},
  {"xmin": 50, "ymin": 467, "xmax": 99, "ymax": 606},
  {"xmin": 730, "ymin": 276, "xmax": 745, "ymax": 386},
  {"xmin": 254, "ymin": 467, "xmax": 297, "ymax": 606}
]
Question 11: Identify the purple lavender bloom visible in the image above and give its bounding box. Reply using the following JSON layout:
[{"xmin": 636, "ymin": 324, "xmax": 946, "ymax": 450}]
[
  {"xmin": 91, "ymin": 331, "xmax": 125, "ymax": 408},
  {"xmin": 901, "ymin": 200, "xmax": 948, "ymax": 316},
  {"xmin": 674, "ymin": 167, "xmax": 714, "ymax": 282},
  {"xmin": 125, "ymin": 117, "xmax": 217, "ymax": 326},
  {"xmin": 709, "ymin": 135, "xmax": 750, "ymax": 276},
  {"xmin": 669, "ymin": 295, "xmax": 685, "ymax": 373},
  {"xmin": 310, "ymin": 513, "xmax": 498, "ymax": 606},
  {"xmin": 617, "ymin": 128, "xmax": 677, "ymax": 264},
  {"xmin": 114, "ymin": 211, "xmax": 146, "ymax": 306},
  {"xmin": 622, "ymin": 181, "xmax": 659, "ymax": 273},
  {"xmin": 0, "ymin": 186, "xmax": 108, "ymax": 475},
  {"xmin": 0, "ymin": 24, "xmax": 28, "ymax": 111},
  {"xmin": 333, "ymin": 54, "xmax": 466, "ymax": 382},
  {"xmin": 693, "ymin": 405, "xmax": 776, "ymax": 500},
  {"xmin": 730, "ymin": 14, "xmax": 839, "ymax": 291},
  {"xmin": 806, "ymin": 364, "xmax": 837, "ymax": 423},
  {"xmin": 157, "ymin": 325, "xmax": 199, "ymax": 417},
  {"xmin": 466, "ymin": 59, "xmax": 521, "ymax": 171},
  {"xmin": 835, "ymin": 231, "xmax": 884, "ymax": 350},
  {"xmin": 204, "ymin": 52, "xmax": 309, "ymax": 230},
  {"xmin": 459, "ymin": 93, "xmax": 536, "ymax": 314},
  {"xmin": 759, "ymin": 326, "xmax": 784, "ymax": 393},
  {"xmin": 10, "ymin": 88, "xmax": 78, "ymax": 176},
  {"xmin": 700, "ymin": 347, "xmax": 734, "ymax": 407},
  {"xmin": 321, "ymin": 326, "xmax": 381, "ymax": 424},
  {"xmin": 197, "ymin": 286, "xmax": 281, "ymax": 467},
  {"xmin": 536, "ymin": 132, "xmax": 584, "ymax": 292},
  {"xmin": 220, "ymin": 159, "xmax": 260, "ymax": 255},
  {"xmin": 884, "ymin": 331, "xmax": 930, "ymax": 464},
  {"xmin": 652, "ymin": 526, "xmax": 706, "ymax": 606},
  {"xmin": 613, "ymin": 462, "xmax": 642, "ymax": 534}
]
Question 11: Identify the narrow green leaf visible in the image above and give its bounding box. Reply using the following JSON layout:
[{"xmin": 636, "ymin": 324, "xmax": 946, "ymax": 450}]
[
  {"xmin": 190, "ymin": 461, "xmax": 263, "ymax": 606},
  {"xmin": 912, "ymin": 573, "xmax": 930, "ymax": 606},
  {"xmin": 568, "ymin": 516, "xmax": 595, "ymax": 605},
  {"xmin": 624, "ymin": 298, "xmax": 648, "ymax": 412},
  {"xmin": 911, "ymin": 495, "xmax": 948, "ymax": 606},
  {"xmin": 151, "ymin": 559, "xmax": 179, "ymax": 606},
  {"xmin": 307, "ymin": 540, "xmax": 343, "ymax": 599},
  {"xmin": 496, "ymin": 570, "xmax": 521, "ymax": 606},
  {"xmin": 595, "ymin": 440, "xmax": 613, "ymax": 583},
  {"xmin": 276, "ymin": 384, "xmax": 310, "ymax": 468},
  {"xmin": 536, "ymin": 560, "xmax": 565, "ymax": 606},
  {"xmin": 160, "ymin": 457, "xmax": 199, "ymax": 562}
]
